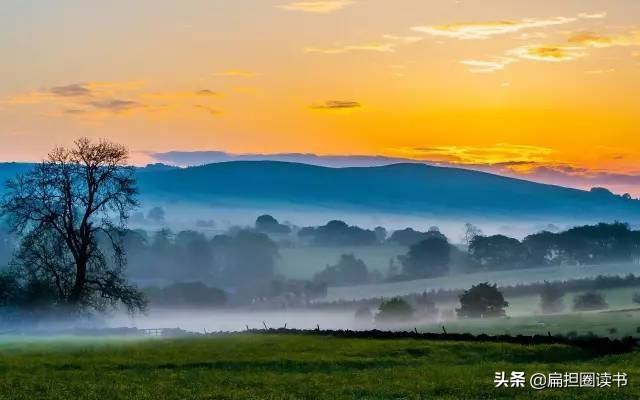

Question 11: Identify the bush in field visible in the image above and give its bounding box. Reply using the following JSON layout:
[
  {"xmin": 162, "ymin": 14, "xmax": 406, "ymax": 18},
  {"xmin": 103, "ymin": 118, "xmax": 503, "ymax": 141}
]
[
  {"xmin": 400, "ymin": 236, "xmax": 450, "ymax": 278},
  {"xmin": 456, "ymin": 282, "xmax": 508, "ymax": 318},
  {"xmin": 313, "ymin": 254, "xmax": 370, "ymax": 286},
  {"xmin": 573, "ymin": 292, "xmax": 608, "ymax": 311},
  {"xmin": 375, "ymin": 297, "xmax": 414, "ymax": 323},
  {"xmin": 539, "ymin": 281, "xmax": 565, "ymax": 314},
  {"xmin": 632, "ymin": 292, "xmax": 640, "ymax": 305}
]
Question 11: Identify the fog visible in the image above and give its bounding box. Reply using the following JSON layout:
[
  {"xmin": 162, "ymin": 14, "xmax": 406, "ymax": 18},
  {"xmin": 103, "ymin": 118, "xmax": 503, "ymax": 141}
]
[{"xmin": 108, "ymin": 309, "xmax": 359, "ymax": 332}]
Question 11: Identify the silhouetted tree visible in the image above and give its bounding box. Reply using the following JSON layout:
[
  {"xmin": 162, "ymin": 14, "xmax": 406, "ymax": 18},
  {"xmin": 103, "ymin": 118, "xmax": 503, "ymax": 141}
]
[
  {"xmin": 462, "ymin": 223, "xmax": 482, "ymax": 246},
  {"xmin": 373, "ymin": 226, "xmax": 387, "ymax": 243},
  {"xmin": 298, "ymin": 220, "xmax": 376, "ymax": 246},
  {"xmin": 573, "ymin": 292, "xmax": 608, "ymax": 311},
  {"xmin": 400, "ymin": 236, "xmax": 450, "ymax": 278},
  {"xmin": 469, "ymin": 235, "xmax": 527, "ymax": 270},
  {"xmin": 457, "ymin": 282, "xmax": 508, "ymax": 318},
  {"xmin": 313, "ymin": 254, "xmax": 369, "ymax": 286},
  {"xmin": 255, "ymin": 214, "xmax": 291, "ymax": 234},
  {"xmin": 375, "ymin": 297, "xmax": 414, "ymax": 323},
  {"xmin": 212, "ymin": 230, "xmax": 279, "ymax": 285},
  {"xmin": 0, "ymin": 138, "xmax": 145, "ymax": 314},
  {"xmin": 539, "ymin": 281, "xmax": 564, "ymax": 314}
]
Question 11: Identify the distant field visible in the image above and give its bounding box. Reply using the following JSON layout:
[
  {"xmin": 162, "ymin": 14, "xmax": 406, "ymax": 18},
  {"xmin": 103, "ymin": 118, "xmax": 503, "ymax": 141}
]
[
  {"xmin": 278, "ymin": 245, "xmax": 406, "ymax": 279},
  {"xmin": 417, "ymin": 309, "xmax": 640, "ymax": 339},
  {"xmin": 435, "ymin": 286, "xmax": 640, "ymax": 318},
  {"xmin": 327, "ymin": 263, "xmax": 640, "ymax": 301},
  {"xmin": 0, "ymin": 334, "xmax": 638, "ymax": 399}
]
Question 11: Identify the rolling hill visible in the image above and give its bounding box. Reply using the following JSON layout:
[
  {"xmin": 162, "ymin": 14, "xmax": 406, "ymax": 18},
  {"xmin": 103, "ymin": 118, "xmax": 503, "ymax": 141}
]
[{"xmin": 132, "ymin": 161, "xmax": 640, "ymax": 220}]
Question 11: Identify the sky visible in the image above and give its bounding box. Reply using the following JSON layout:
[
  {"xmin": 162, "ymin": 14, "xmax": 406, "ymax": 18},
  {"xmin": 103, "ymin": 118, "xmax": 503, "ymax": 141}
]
[{"xmin": 1, "ymin": 0, "xmax": 639, "ymax": 193}]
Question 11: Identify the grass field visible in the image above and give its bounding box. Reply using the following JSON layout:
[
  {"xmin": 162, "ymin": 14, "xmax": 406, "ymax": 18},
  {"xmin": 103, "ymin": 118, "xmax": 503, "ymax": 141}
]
[
  {"xmin": 0, "ymin": 334, "xmax": 638, "ymax": 399},
  {"xmin": 417, "ymin": 310, "xmax": 640, "ymax": 339},
  {"xmin": 327, "ymin": 263, "xmax": 640, "ymax": 301}
]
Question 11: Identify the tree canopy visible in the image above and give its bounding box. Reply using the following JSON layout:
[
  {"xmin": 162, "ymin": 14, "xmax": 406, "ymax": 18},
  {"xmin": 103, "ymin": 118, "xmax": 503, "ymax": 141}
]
[{"xmin": 0, "ymin": 138, "xmax": 146, "ymax": 315}]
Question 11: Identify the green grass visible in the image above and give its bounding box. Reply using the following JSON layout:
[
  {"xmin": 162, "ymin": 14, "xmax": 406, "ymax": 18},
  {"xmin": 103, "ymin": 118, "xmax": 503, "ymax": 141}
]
[
  {"xmin": 327, "ymin": 263, "xmax": 640, "ymax": 301},
  {"xmin": 417, "ymin": 310, "xmax": 640, "ymax": 339},
  {"xmin": 0, "ymin": 334, "xmax": 638, "ymax": 399}
]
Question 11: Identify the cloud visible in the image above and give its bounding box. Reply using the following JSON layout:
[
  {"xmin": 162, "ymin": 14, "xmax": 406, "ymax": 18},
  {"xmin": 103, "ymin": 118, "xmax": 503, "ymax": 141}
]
[
  {"xmin": 305, "ymin": 32, "xmax": 422, "ymax": 55},
  {"xmin": 460, "ymin": 57, "xmax": 516, "ymax": 73},
  {"xmin": 412, "ymin": 16, "xmax": 576, "ymax": 40},
  {"xmin": 194, "ymin": 105, "xmax": 223, "ymax": 116},
  {"xmin": 304, "ymin": 43, "xmax": 394, "ymax": 54},
  {"xmin": 509, "ymin": 44, "xmax": 587, "ymax": 62},
  {"xmin": 381, "ymin": 34, "xmax": 423, "ymax": 44},
  {"xmin": 577, "ymin": 11, "xmax": 607, "ymax": 19},
  {"xmin": 395, "ymin": 144, "xmax": 554, "ymax": 165},
  {"xmin": 311, "ymin": 100, "xmax": 361, "ymax": 112},
  {"xmin": 196, "ymin": 89, "xmax": 218, "ymax": 96},
  {"xmin": 49, "ymin": 83, "xmax": 92, "ymax": 97},
  {"xmin": 87, "ymin": 99, "xmax": 143, "ymax": 113},
  {"xmin": 213, "ymin": 70, "xmax": 259, "ymax": 77},
  {"xmin": 585, "ymin": 68, "xmax": 615, "ymax": 74},
  {"xmin": 276, "ymin": 1, "xmax": 354, "ymax": 14},
  {"xmin": 568, "ymin": 30, "xmax": 640, "ymax": 48}
]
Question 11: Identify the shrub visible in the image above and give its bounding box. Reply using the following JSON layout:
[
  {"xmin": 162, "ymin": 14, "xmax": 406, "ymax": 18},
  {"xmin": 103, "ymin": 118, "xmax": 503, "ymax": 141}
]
[
  {"xmin": 573, "ymin": 292, "xmax": 608, "ymax": 311},
  {"xmin": 456, "ymin": 282, "xmax": 508, "ymax": 318},
  {"xmin": 375, "ymin": 297, "xmax": 414, "ymax": 323}
]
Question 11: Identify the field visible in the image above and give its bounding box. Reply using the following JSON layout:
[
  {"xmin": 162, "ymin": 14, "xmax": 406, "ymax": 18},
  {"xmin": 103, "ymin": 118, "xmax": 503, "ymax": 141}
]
[
  {"xmin": 0, "ymin": 334, "xmax": 638, "ymax": 399},
  {"xmin": 418, "ymin": 310, "xmax": 640, "ymax": 339},
  {"xmin": 327, "ymin": 263, "xmax": 640, "ymax": 301}
]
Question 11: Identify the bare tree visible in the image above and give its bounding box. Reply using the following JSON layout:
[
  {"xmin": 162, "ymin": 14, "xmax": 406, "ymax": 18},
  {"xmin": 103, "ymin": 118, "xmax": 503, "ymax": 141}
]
[
  {"xmin": 462, "ymin": 223, "xmax": 482, "ymax": 247},
  {"xmin": 1, "ymin": 138, "xmax": 146, "ymax": 314}
]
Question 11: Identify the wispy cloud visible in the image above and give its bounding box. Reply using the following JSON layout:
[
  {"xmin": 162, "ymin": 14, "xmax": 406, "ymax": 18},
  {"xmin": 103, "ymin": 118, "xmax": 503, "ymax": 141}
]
[
  {"xmin": 304, "ymin": 33, "xmax": 421, "ymax": 55},
  {"xmin": 49, "ymin": 83, "xmax": 92, "ymax": 97},
  {"xmin": 213, "ymin": 70, "xmax": 260, "ymax": 77},
  {"xmin": 585, "ymin": 68, "xmax": 615, "ymax": 74},
  {"xmin": 460, "ymin": 57, "xmax": 516, "ymax": 73},
  {"xmin": 87, "ymin": 99, "xmax": 143, "ymax": 113},
  {"xmin": 310, "ymin": 100, "xmax": 361, "ymax": 112},
  {"xmin": 194, "ymin": 104, "xmax": 223, "ymax": 116},
  {"xmin": 568, "ymin": 30, "xmax": 640, "ymax": 48},
  {"xmin": 304, "ymin": 43, "xmax": 394, "ymax": 54},
  {"xmin": 276, "ymin": 1, "xmax": 354, "ymax": 14},
  {"xmin": 577, "ymin": 11, "xmax": 608, "ymax": 19},
  {"xmin": 509, "ymin": 44, "xmax": 587, "ymax": 62},
  {"xmin": 395, "ymin": 143, "xmax": 553, "ymax": 165},
  {"xmin": 412, "ymin": 16, "xmax": 576, "ymax": 40}
]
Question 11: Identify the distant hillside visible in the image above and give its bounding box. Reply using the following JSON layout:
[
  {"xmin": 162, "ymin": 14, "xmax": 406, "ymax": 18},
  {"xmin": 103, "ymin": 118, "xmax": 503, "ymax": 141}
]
[
  {"xmin": 132, "ymin": 161, "xmax": 640, "ymax": 220},
  {"xmin": 0, "ymin": 161, "xmax": 637, "ymax": 220}
]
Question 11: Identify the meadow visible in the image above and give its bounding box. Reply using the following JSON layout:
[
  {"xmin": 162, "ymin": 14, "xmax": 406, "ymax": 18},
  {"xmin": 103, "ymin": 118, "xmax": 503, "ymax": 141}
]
[
  {"xmin": 0, "ymin": 333, "xmax": 638, "ymax": 399},
  {"xmin": 327, "ymin": 262, "xmax": 640, "ymax": 301}
]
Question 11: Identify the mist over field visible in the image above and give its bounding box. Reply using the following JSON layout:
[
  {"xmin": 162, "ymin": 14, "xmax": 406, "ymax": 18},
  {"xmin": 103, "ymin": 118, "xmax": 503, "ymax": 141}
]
[{"xmin": 2, "ymin": 158, "xmax": 640, "ymax": 340}]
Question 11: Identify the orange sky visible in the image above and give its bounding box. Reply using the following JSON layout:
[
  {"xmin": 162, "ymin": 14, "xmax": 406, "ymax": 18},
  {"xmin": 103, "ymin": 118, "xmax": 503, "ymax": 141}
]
[{"xmin": 0, "ymin": 0, "xmax": 639, "ymax": 191}]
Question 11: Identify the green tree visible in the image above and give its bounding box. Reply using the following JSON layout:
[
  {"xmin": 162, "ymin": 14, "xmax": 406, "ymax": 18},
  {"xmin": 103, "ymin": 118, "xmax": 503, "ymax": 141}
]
[
  {"xmin": 375, "ymin": 297, "xmax": 414, "ymax": 323},
  {"xmin": 456, "ymin": 282, "xmax": 508, "ymax": 318},
  {"xmin": 539, "ymin": 281, "xmax": 564, "ymax": 314},
  {"xmin": 400, "ymin": 236, "xmax": 450, "ymax": 278}
]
